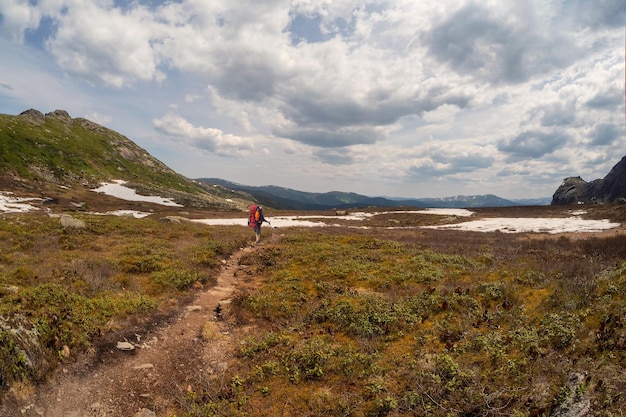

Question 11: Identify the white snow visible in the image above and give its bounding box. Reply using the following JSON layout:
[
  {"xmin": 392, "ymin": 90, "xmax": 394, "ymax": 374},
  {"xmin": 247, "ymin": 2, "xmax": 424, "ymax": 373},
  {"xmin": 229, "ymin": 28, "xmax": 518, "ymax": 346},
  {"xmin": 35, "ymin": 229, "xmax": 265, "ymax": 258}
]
[
  {"xmin": 383, "ymin": 208, "xmax": 475, "ymax": 217},
  {"xmin": 191, "ymin": 209, "xmax": 472, "ymax": 227},
  {"xmin": 423, "ymin": 216, "xmax": 620, "ymax": 234},
  {"xmin": 88, "ymin": 210, "xmax": 152, "ymax": 218},
  {"xmin": 192, "ymin": 209, "xmax": 621, "ymax": 234},
  {"xmin": 91, "ymin": 180, "xmax": 183, "ymax": 207},
  {"xmin": 192, "ymin": 217, "xmax": 325, "ymax": 227},
  {"xmin": 0, "ymin": 193, "xmax": 41, "ymax": 213}
]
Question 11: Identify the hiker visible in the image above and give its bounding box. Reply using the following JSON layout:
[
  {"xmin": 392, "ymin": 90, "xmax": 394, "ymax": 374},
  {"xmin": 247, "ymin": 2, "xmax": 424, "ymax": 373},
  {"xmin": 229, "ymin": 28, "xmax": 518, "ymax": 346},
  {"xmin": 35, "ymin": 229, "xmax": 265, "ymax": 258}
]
[{"xmin": 248, "ymin": 205, "xmax": 270, "ymax": 244}]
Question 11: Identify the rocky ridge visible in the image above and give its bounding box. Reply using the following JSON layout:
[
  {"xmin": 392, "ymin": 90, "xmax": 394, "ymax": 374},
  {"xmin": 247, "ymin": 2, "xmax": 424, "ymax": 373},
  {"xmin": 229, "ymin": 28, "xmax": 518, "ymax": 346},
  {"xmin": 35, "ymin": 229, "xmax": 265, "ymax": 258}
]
[{"xmin": 552, "ymin": 156, "xmax": 626, "ymax": 205}]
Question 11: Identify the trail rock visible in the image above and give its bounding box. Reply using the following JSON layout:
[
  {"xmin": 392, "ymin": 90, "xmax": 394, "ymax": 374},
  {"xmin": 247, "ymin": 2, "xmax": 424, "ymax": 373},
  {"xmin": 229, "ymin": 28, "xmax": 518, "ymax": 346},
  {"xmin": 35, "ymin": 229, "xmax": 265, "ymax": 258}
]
[
  {"xmin": 216, "ymin": 299, "xmax": 233, "ymax": 320},
  {"xmin": 116, "ymin": 341, "xmax": 135, "ymax": 351},
  {"xmin": 132, "ymin": 364, "xmax": 154, "ymax": 370},
  {"xmin": 134, "ymin": 409, "xmax": 156, "ymax": 417}
]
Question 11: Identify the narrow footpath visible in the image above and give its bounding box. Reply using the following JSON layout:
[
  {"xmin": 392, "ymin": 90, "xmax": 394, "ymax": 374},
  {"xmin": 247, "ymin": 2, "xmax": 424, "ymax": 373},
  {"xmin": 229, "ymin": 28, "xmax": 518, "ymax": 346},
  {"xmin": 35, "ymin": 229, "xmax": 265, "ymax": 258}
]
[{"xmin": 1, "ymin": 242, "xmax": 263, "ymax": 417}]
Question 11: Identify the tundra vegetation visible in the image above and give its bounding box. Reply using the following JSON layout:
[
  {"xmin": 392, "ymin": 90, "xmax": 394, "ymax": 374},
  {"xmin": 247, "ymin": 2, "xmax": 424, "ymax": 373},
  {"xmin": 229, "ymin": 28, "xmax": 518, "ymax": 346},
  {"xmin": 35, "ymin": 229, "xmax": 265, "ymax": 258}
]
[
  {"xmin": 0, "ymin": 213, "xmax": 250, "ymax": 397},
  {"xmin": 1, "ymin": 207, "xmax": 626, "ymax": 416}
]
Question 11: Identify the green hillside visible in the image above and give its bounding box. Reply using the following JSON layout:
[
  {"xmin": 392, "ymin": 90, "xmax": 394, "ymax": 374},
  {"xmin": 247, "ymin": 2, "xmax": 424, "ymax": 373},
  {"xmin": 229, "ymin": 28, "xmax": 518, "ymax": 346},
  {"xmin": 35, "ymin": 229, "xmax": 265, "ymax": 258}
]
[{"xmin": 0, "ymin": 109, "xmax": 248, "ymax": 210}]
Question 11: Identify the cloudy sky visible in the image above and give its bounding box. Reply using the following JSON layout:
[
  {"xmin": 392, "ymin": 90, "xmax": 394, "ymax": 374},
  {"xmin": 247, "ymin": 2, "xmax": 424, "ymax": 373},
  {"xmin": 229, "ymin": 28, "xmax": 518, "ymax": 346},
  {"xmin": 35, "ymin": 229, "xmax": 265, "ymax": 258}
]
[{"xmin": 1, "ymin": 0, "xmax": 624, "ymax": 200}]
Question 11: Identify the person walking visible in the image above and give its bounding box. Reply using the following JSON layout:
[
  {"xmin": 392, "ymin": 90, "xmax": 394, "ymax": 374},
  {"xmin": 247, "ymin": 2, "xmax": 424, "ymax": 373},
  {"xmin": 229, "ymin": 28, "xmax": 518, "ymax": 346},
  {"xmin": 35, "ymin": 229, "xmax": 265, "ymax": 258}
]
[{"xmin": 248, "ymin": 205, "xmax": 270, "ymax": 244}]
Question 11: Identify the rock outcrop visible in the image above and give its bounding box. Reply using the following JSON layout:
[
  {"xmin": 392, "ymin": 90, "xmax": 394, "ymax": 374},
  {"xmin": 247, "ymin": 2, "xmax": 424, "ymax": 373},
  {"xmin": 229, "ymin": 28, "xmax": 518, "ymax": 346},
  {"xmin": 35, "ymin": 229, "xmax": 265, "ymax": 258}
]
[{"xmin": 552, "ymin": 156, "xmax": 626, "ymax": 205}]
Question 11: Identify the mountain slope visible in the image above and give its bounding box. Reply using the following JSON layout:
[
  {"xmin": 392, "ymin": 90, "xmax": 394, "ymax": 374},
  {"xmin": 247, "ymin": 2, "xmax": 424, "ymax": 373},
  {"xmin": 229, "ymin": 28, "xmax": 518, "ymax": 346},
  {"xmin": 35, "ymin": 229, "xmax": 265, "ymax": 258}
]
[
  {"xmin": 0, "ymin": 109, "xmax": 248, "ymax": 210},
  {"xmin": 552, "ymin": 156, "xmax": 626, "ymax": 205}
]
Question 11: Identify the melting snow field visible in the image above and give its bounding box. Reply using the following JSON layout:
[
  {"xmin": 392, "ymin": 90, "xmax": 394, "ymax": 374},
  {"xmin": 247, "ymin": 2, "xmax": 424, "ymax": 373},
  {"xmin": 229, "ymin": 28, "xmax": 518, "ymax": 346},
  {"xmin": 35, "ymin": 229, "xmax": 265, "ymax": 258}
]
[
  {"xmin": 192, "ymin": 209, "xmax": 621, "ymax": 234},
  {"xmin": 0, "ymin": 183, "xmax": 622, "ymax": 234},
  {"xmin": 423, "ymin": 216, "xmax": 621, "ymax": 234},
  {"xmin": 0, "ymin": 193, "xmax": 41, "ymax": 213},
  {"xmin": 91, "ymin": 180, "xmax": 183, "ymax": 207},
  {"xmin": 192, "ymin": 209, "xmax": 476, "ymax": 228}
]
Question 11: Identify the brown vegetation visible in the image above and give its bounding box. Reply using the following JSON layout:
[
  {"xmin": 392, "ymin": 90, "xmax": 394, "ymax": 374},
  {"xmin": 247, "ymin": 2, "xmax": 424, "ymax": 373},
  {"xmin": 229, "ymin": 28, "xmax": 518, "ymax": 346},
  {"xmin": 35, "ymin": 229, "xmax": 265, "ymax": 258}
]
[{"xmin": 1, "ymin": 203, "xmax": 625, "ymax": 416}]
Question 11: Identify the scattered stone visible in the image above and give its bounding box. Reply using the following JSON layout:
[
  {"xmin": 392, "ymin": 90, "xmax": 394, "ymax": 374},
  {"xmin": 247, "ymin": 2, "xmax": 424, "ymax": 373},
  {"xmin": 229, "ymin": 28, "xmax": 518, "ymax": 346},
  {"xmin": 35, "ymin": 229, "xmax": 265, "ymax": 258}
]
[
  {"xmin": 60, "ymin": 345, "xmax": 70, "ymax": 358},
  {"xmin": 216, "ymin": 299, "xmax": 233, "ymax": 320},
  {"xmin": 186, "ymin": 305, "xmax": 202, "ymax": 312},
  {"xmin": 159, "ymin": 216, "xmax": 191, "ymax": 224},
  {"xmin": 133, "ymin": 364, "xmax": 154, "ymax": 370},
  {"xmin": 133, "ymin": 408, "xmax": 156, "ymax": 417},
  {"xmin": 116, "ymin": 341, "xmax": 135, "ymax": 351},
  {"xmin": 3, "ymin": 285, "xmax": 20, "ymax": 294},
  {"xmin": 59, "ymin": 214, "xmax": 86, "ymax": 229}
]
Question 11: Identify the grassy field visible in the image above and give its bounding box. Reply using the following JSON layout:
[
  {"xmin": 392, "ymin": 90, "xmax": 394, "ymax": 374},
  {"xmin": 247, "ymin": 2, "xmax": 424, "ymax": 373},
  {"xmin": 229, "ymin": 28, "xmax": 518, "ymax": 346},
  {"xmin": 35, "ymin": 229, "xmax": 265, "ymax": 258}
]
[{"xmin": 1, "ymin": 206, "xmax": 626, "ymax": 416}]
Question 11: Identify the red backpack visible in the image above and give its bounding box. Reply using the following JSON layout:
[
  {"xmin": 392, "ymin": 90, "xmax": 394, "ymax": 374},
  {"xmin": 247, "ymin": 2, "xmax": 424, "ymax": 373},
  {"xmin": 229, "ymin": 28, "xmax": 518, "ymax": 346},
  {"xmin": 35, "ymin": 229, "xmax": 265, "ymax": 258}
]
[{"xmin": 248, "ymin": 205, "xmax": 259, "ymax": 227}]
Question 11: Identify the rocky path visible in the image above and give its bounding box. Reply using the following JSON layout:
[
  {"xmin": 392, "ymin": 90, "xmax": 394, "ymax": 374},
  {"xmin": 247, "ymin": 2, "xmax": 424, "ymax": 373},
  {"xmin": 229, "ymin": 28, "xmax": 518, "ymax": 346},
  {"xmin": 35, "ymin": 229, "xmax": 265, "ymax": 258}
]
[{"xmin": 2, "ymin": 243, "xmax": 262, "ymax": 417}]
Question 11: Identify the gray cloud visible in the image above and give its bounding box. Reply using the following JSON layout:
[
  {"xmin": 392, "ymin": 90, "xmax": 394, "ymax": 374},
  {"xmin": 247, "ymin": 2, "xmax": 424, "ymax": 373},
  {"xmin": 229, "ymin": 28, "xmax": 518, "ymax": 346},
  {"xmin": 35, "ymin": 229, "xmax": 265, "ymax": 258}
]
[
  {"xmin": 274, "ymin": 85, "xmax": 473, "ymax": 148},
  {"xmin": 408, "ymin": 152, "xmax": 495, "ymax": 180},
  {"xmin": 212, "ymin": 56, "xmax": 279, "ymax": 102},
  {"xmin": 585, "ymin": 90, "xmax": 623, "ymax": 110},
  {"xmin": 591, "ymin": 123, "xmax": 621, "ymax": 146},
  {"xmin": 539, "ymin": 102, "xmax": 577, "ymax": 127},
  {"xmin": 498, "ymin": 130, "xmax": 570, "ymax": 159},
  {"xmin": 313, "ymin": 148, "xmax": 356, "ymax": 165},
  {"xmin": 423, "ymin": 3, "xmax": 579, "ymax": 84},
  {"xmin": 565, "ymin": 0, "xmax": 626, "ymax": 29},
  {"xmin": 273, "ymin": 125, "xmax": 385, "ymax": 148}
]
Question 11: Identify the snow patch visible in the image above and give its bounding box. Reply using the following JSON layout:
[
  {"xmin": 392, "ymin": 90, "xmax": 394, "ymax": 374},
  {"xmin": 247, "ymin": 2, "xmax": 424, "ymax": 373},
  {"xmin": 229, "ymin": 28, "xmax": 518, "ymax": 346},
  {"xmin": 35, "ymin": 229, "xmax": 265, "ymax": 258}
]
[
  {"xmin": 91, "ymin": 180, "xmax": 183, "ymax": 207},
  {"xmin": 89, "ymin": 210, "xmax": 152, "ymax": 218},
  {"xmin": 0, "ymin": 192, "xmax": 41, "ymax": 213},
  {"xmin": 424, "ymin": 217, "xmax": 620, "ymax": 234},
  {"xmin": 192, "ymin": 209, "xmax": 620, "ymax": 234}
]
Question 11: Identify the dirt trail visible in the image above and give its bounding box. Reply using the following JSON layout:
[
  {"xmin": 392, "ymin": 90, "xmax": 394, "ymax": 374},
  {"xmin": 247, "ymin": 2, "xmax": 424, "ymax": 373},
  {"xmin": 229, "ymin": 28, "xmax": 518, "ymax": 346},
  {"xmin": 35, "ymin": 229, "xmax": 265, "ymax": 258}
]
[{"xmin": 1, "ymin": 241, "xmax": 265, "ymax": 417}]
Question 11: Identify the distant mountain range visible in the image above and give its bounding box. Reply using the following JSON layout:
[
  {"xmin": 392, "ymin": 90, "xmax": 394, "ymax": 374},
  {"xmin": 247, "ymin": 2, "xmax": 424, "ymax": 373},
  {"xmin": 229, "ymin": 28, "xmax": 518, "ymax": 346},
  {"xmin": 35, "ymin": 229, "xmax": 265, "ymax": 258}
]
[{"xmin": 197, "ymin": 178, "xmax": 551, "ymax": 210}]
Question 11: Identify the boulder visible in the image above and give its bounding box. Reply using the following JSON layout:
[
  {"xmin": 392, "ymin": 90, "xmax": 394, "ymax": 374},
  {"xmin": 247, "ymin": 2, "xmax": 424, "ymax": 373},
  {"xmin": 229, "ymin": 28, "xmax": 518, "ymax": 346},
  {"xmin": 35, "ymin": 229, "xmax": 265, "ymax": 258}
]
[
  {"xmin": 59, "ymin": 214, "xmax": 86, "ymax": 229},
  {"xmin": 45, "ymin": 109, "xmax": 73, "ymax": 125},
  {"xmin": 19, "ymin": 109, "xmax": 45, "ymax": 125},
  {"xmin": 116, "ymin": 341, "xmax": 135, "ymax": 351}
]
